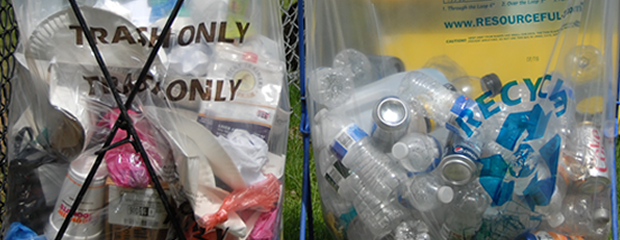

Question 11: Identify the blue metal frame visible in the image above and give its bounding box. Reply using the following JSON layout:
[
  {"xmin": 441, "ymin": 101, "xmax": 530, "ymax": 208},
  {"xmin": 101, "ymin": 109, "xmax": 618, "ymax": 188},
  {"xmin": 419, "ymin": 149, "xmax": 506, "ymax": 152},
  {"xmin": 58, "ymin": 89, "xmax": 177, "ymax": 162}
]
[
  {"xmin": 298, "ymin": 0, "xmax": 314, "ymax": 240},
  {"xmin": 612, "ymin": 48, "xmax": 619, "ymax": 240}
]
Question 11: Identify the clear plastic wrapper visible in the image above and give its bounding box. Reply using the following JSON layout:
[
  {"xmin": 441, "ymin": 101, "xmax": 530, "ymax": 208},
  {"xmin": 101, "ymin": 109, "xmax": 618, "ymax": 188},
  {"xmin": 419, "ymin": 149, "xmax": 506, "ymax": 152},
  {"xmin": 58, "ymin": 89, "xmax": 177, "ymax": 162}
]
[
  {"xmin": 5, "ymin": 1, "xmax": 289, "ymax": 240},
  {"xmin": 306, "ymin": 0, "xmax": 618, "ymax": 239}
]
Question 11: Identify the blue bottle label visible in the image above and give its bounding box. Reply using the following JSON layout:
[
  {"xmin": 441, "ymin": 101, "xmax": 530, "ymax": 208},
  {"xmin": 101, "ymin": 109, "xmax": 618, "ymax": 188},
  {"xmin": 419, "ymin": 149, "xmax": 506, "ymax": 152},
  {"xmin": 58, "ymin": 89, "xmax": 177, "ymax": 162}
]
[{"xmin": 331, "ymin": 124, "xmax": 368, "ymax": 160}]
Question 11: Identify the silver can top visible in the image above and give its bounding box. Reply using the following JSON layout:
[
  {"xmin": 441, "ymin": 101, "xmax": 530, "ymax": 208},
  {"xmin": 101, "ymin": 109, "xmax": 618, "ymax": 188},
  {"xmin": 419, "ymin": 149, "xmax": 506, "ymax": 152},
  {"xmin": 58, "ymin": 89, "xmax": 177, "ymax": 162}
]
[
  {"xmin": 372, "ymin": 97, "xmax": 410, "ymax": 130},
  {"xmin": 439, "ymin": 154, "xmax": 477, "ymax": 186}
]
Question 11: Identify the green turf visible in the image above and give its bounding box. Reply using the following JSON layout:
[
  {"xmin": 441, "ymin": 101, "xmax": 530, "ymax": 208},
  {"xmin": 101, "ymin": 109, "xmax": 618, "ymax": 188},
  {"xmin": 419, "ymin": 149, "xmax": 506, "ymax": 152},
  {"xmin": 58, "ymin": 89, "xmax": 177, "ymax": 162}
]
[{"xmin": 283, "ymin": 82, "xmax": 332, "ymax": 240}]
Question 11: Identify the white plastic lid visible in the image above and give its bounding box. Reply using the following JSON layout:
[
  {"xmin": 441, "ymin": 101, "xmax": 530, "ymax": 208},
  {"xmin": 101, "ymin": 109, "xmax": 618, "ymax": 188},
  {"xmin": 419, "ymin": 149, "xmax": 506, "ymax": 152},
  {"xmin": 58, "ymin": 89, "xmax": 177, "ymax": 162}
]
[
  {"xmin": 437, "ymin": 186, "xmax": 454, "ymax": 204},
  {"xmin": 392, "ymin": 142, "xmax": 409, "ymax": 159},
  {"xmin": 547, "ymin": 213, "xmax": 565, "ymax": 228}
]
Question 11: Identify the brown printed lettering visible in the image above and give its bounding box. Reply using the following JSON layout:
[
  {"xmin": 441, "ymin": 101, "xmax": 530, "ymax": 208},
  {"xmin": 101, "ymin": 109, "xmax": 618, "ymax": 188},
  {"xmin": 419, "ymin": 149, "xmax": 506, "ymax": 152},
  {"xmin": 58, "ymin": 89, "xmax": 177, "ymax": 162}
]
[
  {"xmin": 190, "ymin": 79, "xmax": 210, "ymax": 101},
  {"xmin": 229, "ymin": 79, "xmax": 242, "ymax": 101},
  {"xmin": 236, "ymin": 22, "xmax": 250, "ymax": 44},
  {"xmin": 137, "ymin": 27, "xmax": 149, "ymax": 46},
  {"xmin": 215, "ymin": 80, "xmax": 226, "ymax": 101},
  {"xmin": 112, "ymin": 26, "xmax": 136, "ymax": 44},
  {"xmin": 90, "ymin": 27, "xmax": 109, "ymax": 44},
  {"xmin": 218, "ymin": 22, "xmax": 235, "ymax": 43},
  {"xmin": 196, "ymin": 22, "xmax": 216, "ymax": 43},
  {"xmin": 178, "ymin": 26, "xmax": 195, "ymax": 46},
  {"xmin": 70, "ymin": 25, "xmax": 84, "ymax": 45},
  {"xmin": 167, "ymin": 80, "xmax": 187, "ymax": 101},
  {"xmin": 150, "ymin": 27, "xmax": 171, "ymax": 48}
]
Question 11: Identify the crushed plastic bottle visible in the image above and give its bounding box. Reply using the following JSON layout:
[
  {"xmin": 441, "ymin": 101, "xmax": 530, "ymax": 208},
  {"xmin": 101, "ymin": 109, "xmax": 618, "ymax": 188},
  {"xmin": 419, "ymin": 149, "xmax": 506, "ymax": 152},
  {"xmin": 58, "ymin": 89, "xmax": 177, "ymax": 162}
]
[
  {"xmin": 308, "ymin": 67, "xmax": 354, "ymax": 109},
  {"xmin": 439, "ymin": 183, "xmax": 491, "ymax": 240},
  {"xmin": 397, "ymin": 70, "xmax": 485, "ymax": 140},
  {"xmin": 398, "ymin": 173, "xmax": 454, "ymax": 212},
  {"xmin": 341, "ymin": 174, "xmax": 409, "ymax": 237},
  {"xmin": 333, "ymin": 49, "xmax": 378, "ymax": 87},
  {"xmin": 451, "ymin": 73, "xmax": 502, "ymax": 98},
  {"xmin": 391, "ymin": 132, "xmax": 442, "ymax": 174},
  {"xmin": 554, "ymin": 193, "xmax": 611, "ymax": 239},
  {"xmin": 383, "ymin": 220, "xmax": 431, "ymax": 240}
]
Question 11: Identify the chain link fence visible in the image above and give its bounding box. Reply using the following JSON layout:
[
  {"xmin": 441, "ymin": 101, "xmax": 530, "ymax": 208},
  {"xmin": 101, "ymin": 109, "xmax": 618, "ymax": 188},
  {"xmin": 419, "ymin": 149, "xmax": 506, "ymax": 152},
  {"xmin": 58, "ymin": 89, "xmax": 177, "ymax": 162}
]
[
  {"xmin": 0, "ymin": 0, "xmax": 300, "ymax": 232},
  {"xmin": 280, "ymin": 0, "xmax": 301, "ymax": 121},
  {"xmin": 0, "ymin": 0, "xmax": 18, "ymax": 229}
]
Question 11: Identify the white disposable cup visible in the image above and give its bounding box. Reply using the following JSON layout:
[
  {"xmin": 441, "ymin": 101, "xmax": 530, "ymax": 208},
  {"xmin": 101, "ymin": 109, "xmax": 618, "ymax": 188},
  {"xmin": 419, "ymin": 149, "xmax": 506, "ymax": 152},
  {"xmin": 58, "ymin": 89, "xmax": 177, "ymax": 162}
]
[{"xmin": 45, "ymin": 154, "xmax": 107, "ymax": 240}]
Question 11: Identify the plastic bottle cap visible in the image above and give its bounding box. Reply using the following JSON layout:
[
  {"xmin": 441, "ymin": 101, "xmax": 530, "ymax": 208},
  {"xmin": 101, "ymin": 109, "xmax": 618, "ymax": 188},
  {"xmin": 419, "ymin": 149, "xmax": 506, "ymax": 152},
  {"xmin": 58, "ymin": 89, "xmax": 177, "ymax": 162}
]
[
  {"xmin": 480, "ymin": 73, "xmax": 502, "ymax": 97},
  {"xmin": 392, "ymin": 142, "xmax": 409, "ymax": 159},
  {"xmin": 547, "ymin": 213, "xmax": 565, "ymax": 228},
  {"xmin": 593, "ymin": 208, "xmax": 610, "ymax": 224},
  {"xmin": 437, "ymin": 186, "xmax": 454, "ymax": 204}
]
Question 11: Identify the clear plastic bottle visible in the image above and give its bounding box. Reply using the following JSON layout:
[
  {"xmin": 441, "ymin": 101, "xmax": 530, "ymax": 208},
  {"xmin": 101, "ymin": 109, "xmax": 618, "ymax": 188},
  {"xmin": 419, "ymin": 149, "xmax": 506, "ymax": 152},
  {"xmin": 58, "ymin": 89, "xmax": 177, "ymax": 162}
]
[
  {"xmin": 554, "ymin": 193, "xmax": 611, "ymax": 238},
  {"xmin": 314, "ymin": 109, "xmax": 408, "ymax": 200},
  {"xmin": 308, "ymin": 67, "xmax": 354, "ymax": 109},
  {"xmin": 341, "ymin": 174, "xmax": 409, "ymax": 237},
  {"xmin": 345, "ymin": 215, "xmax": 381, "ymax": 240},
  {"xmin": 339, "ymin": 138, "xmax": 409, "ymax": 201},
  {"xmin": 398, "ymin": 172, "xmax": 454, "ymax": 212},
  {"xmin": 333, "ymin": 49, "xmax": 377, "ymax": 87},
  {"xmin": 382, "ymin": 220, "xmax": 431, "ymax": 240},
  {"xmin": 562, "ymin": 45, "xmax": 603, "ymax": 83},
  {"xmin": 451, "ymin": 73, "xmax": 502, "ymax": 98},
  {"xmin": 396, "ymin": 70, "xmax": 485, "ymax": 140},
  {"xmin": 439, "ymin": 183, "xmax": 491, "ymax": 240},
  {"xmin": 391, "ymin": 132, "xmax": 442, "ymax": 173},
  {"xmin": 533, "ymin": 184, "xmax": 566, "ymax": 228}
]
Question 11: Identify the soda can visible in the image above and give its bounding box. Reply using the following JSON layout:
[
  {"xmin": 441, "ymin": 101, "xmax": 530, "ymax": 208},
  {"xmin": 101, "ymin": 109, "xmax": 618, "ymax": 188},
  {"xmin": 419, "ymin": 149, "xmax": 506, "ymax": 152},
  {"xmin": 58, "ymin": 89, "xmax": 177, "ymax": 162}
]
[
  {"xmin": 371, "ymin": 96, "xmax": 410, "ymax": 152},
  {"xmin": 438, "ymin": 134, "xmax": 480, "ymax": 185},
  {"xmin": 572, "ymin": 121, "xmax": 610, "ymax": 194}
]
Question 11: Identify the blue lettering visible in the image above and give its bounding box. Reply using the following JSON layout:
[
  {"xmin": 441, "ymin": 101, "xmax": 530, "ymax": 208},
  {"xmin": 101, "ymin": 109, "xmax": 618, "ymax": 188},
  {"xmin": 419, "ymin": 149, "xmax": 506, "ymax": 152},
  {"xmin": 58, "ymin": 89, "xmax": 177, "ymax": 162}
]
[
  {"xmin": 525, "ymin": 14, "xmax": 533, "ymax": 23},
  {"xmin": 538, "ymin": 74, "xmax": 552, "ymax": 99},
  {"xmin": 501, "ymin": 81, "xmax": 522, "ymax": 106},
  {"xmin": 533, "ymin": 13, "xmax": 540, "ymax": 22},
  {"xmin": 455, "ymin": 117, "xmax": 474, "ymax": 138},
  {"xmin": 517, "ymin": 15, "xmax": 524, "ymax": 24},
  {"xmin": 476, "ymin": 91, "xmax": 501, "ymax": 119},
  {"xmin": 500, "ymin": 16, "xmax": 508, "ymax": 25},
  {"xmin": 540, "ymin": 12, "xmax": 547, "ymax": 22},
  {"xmin": 523, "ymin": 77, "xmax": 542, "ymax": 101},
  {"xmin": 455, "ymin": 107, "xmax": 483, "ymax": 138},
  {"xmin": 485, "ymin": 16, "xmax": 492, "ymax": 26},
  {"xmin": 548, "ymin": 79, "xmax": 568, "ymax": 117}
]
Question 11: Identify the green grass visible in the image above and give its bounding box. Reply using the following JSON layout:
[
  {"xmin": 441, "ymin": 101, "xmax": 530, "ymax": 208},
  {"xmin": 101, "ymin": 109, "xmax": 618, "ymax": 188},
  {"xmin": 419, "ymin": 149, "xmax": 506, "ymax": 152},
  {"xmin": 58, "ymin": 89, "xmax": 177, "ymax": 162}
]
[{"xmin": 283, "ymin": 83, "xmax": 332, "ymax": 240}]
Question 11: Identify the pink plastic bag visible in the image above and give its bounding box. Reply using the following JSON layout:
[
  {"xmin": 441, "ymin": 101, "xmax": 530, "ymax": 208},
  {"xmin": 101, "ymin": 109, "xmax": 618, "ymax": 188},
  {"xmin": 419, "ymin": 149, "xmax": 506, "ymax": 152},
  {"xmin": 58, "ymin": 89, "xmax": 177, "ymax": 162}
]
[{"xmin": 98, "ymin": 108, "xmax": 167, "ymax": 188}]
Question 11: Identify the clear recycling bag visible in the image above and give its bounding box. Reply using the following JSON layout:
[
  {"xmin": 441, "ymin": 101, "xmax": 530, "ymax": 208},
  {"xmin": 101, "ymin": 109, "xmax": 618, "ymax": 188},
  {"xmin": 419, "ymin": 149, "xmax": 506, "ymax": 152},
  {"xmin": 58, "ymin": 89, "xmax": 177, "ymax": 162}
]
[
  {"xmin": 305, "ymin": 0, "xmax": 618, "ymax": 239},
  {"xmin": 4, "ymin": 1, "xmax": 289, "ymax": 240}
]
